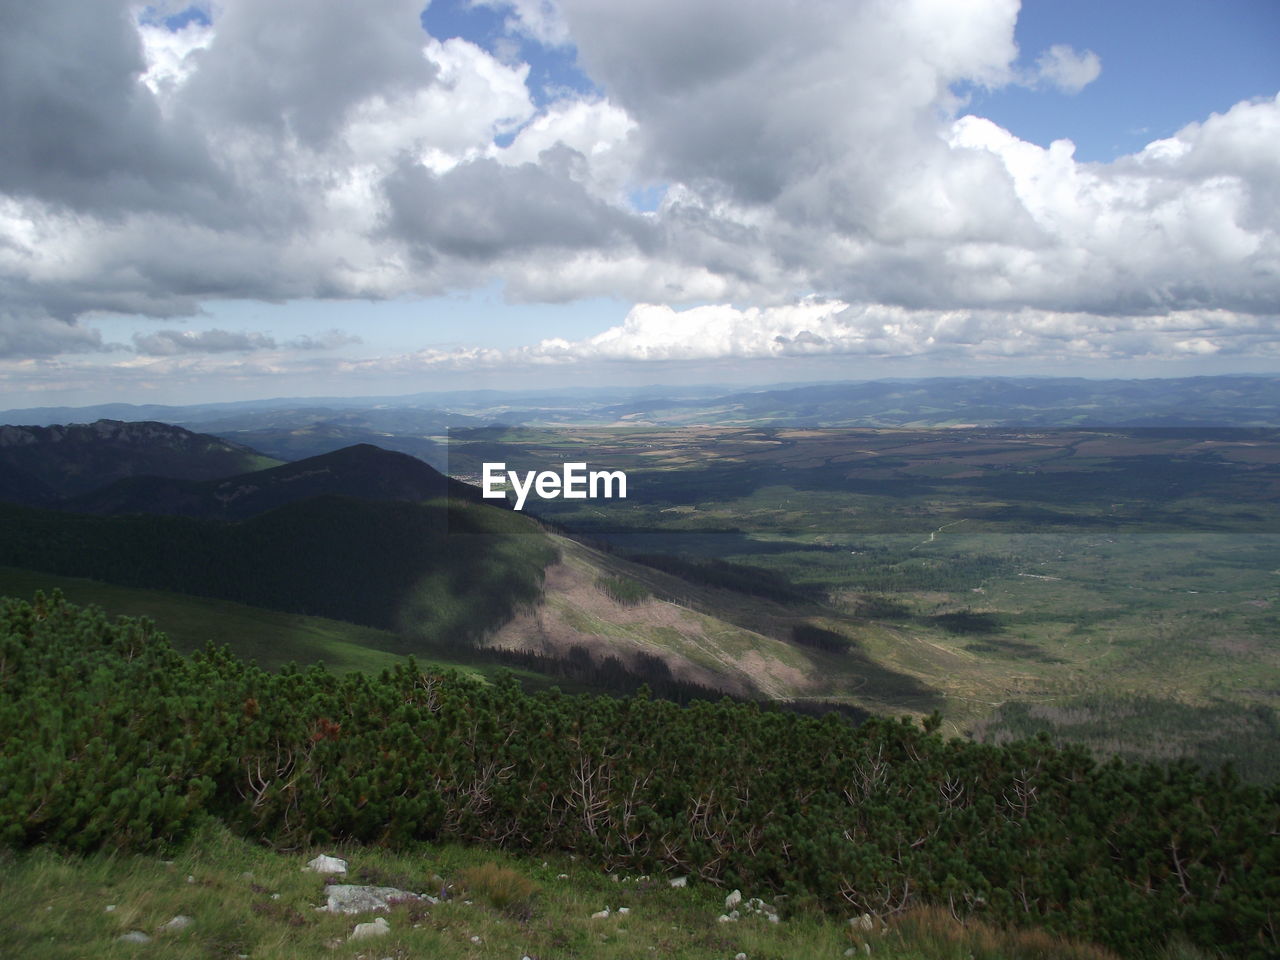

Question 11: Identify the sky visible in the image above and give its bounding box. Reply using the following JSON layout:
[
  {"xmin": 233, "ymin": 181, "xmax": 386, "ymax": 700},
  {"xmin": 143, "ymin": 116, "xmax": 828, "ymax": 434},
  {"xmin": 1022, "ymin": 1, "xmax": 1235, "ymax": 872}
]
[{"xmin": 1, "ymin": 0, "xmax": 1278, "ymax": 406}]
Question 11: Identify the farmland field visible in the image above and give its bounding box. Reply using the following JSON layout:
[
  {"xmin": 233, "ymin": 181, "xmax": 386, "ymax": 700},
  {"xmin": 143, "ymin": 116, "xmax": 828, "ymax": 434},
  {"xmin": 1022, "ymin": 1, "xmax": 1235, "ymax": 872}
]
[{"xmin": 449, "ymin": 426, "xmax": 1280, "ymax": 778}]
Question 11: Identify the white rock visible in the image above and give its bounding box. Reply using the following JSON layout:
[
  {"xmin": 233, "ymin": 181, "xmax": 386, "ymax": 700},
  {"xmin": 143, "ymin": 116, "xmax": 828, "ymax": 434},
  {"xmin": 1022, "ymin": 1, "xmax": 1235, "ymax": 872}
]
[
  {"xmin": 557, "ymin": 873, "xmax": 569, "ymax": 879},
  {"xmin": 767, "ymin": 913, "xmax": 780, "ymax": 923},
  {"xmin": 470, "ymin": 935, "xmax": 482, "ymax": 944},
  {"xmin": 729, "ymin": 909, "xmax": 740, "ymax": 920},
  {"xmin": 724, "ymin": 889, "xmax": 742, "ymax": 910},
  {"xmin": 850, "ymin": 913, "xmax": 874, "ymax": 931},
  {"xmin": 323, "ymin": 884, "xmax": 426, "ymax": 914},
  {"xmin": 736, "ymin": 953, "xmax": 748, "ymax": 960},
  {"xmin": 104, "ymin": 904, "xmax": 116, "ymax": 912},
  {"xmin": 118, "ymin": 931, "xmax": 151, "ymax": 943},
  {"xmin": 610, "ymin": 874, "xmax": 619, "ymax": 883},
  {"xmin": 349, "ymin": 917, "xmax": 390, "ymax": 941},
  {"xmin": 617, "ymin": 906, "xmax": 631, "ymax": 915},
  {"xmin": 304, "ymin": 854, "xmax": 348, "ymax": 875},
  {"xmin": 160, "ymin": 915, "xmax": 193, "ymax": 932},
  {"xmin": 668, "ymin": 876, "xmax": 687, "ymax": 888},
  {"xmin": 591, "ymin": 907, "xmax": 611, "ymax": 919},
  {"xmin": 716, "ymin": 914, "xmax": 735, "ymax": 923}
]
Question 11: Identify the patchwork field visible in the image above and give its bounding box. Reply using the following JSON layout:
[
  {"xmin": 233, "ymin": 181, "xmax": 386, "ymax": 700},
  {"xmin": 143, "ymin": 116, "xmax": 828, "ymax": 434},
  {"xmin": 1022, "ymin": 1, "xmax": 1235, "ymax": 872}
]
[{"xmin": 450, "ymin": 426, "xmax": 1280, "ymax": 778}]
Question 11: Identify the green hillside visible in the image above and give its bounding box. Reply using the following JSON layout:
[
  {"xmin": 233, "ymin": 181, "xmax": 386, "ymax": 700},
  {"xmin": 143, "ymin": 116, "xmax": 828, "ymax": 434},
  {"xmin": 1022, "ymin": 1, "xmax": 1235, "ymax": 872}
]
[
  {"xmin": 2, "ymin": 594, "xmax": 1275, "ymax": 958},
  {"xmin": 0, "ymin": 495, "xmax": 557, "ymax": 646}
]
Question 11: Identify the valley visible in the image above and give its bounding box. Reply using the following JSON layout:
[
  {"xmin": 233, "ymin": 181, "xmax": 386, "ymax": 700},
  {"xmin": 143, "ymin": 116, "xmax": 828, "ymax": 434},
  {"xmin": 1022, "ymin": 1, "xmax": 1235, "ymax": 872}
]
[{"xmin": 2, "ymin": 382, "xmax": 1278, "ymax": 782}]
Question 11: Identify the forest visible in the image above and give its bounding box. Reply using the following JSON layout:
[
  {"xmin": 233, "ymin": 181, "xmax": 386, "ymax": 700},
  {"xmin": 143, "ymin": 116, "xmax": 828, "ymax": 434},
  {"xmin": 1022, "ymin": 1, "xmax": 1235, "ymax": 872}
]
[{"xmin": 2, "ymin": 592, "xmax": 1276, "ymax": 959}]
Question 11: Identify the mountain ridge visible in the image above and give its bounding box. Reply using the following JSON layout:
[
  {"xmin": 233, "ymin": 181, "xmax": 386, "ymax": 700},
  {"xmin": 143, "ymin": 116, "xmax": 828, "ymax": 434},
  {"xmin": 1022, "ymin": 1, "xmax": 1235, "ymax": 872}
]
[
  {"xmin": 0, "ymin": 419, "xmax": 279, "ymax": 501},
  {"xmin": 64, "ymin": 443, "xmax": 487, "ymax": 519}
]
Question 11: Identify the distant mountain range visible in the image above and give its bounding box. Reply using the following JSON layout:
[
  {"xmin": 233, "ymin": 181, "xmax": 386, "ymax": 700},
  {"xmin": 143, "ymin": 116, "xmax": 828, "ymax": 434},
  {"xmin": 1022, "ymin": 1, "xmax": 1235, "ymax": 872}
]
[
  {"xmin": 566, "ymin": 375, "xmax": 1280, "ymax": 428},
  {"xmin": 0, "ymin": 417, "xmax": 488, "ymax": 518},
  {"xmin": 4, "ymin": 375, "xmax": 1276, "ymax": 433}
]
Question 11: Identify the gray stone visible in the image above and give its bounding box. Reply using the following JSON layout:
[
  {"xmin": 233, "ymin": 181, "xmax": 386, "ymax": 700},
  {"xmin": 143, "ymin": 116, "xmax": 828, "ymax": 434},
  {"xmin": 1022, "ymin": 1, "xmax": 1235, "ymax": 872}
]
[
  {"xmin": 160, "ymin": 915, "xmax": 193, "ymax": 932},
  {"xmin": 304, "ymin": 854, "xmax": 348, "ymax": 874},
  {"xmin": 724, "ymin": 889, "xmax": 742, "ymax": 910},
  {"xmin": 349, "ymin": 917, "xmax": 390, "ymax": 940},
  {"xmin": 322, "ymin": 884, "xmax": 426, "ymax": 914},
  {"xmin": 118, "ymin": 931, "xmax": 151, "ymax": 943}
]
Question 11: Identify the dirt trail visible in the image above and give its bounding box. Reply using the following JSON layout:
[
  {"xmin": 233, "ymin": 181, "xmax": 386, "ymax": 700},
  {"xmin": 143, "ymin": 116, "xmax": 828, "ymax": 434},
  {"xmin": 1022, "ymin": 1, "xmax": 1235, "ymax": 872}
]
[{"xmin": 912, "ymin": 518, "xmax": 967, "ymax": 549}]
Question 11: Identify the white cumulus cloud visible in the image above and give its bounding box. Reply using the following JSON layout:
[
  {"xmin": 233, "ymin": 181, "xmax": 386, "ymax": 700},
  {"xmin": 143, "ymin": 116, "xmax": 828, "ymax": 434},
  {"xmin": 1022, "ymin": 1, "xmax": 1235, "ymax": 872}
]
[
  {"xmin": 1031, "ymin": 44, "xmax": 1102, "ymax": 94},
  {"xmin": 0, "ymin": 0, "xmax": 1276, "ymax": 376}
]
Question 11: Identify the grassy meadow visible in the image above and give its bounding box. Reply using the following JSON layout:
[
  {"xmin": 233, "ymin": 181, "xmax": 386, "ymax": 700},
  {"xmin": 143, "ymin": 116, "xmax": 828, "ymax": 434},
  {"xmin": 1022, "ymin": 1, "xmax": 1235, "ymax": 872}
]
[{"xmin": 1, "ymin": 819, "xmax": 1199, "ymax": 960}]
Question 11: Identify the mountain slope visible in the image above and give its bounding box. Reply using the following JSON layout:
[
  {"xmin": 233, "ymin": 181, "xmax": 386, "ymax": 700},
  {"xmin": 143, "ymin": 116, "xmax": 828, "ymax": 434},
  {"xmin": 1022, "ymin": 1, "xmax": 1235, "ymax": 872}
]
[
  {"xmin": 485, "ymin": 534, "xmax": 942, "ymax": 717},
  {"xmin": 0, "ymin": 419, "xmax": 279, "ymax": 501},
  {"xmin": 65, "ymin": 443, "xmax": 485, "ymax": 519},
  {"xmin": 0, "ymin": 495, "xmax": 556, "ymax": 645}
]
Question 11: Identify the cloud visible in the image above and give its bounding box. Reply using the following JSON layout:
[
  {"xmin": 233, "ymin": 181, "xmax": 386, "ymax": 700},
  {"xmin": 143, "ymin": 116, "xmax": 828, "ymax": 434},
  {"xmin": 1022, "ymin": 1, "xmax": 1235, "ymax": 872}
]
[
  {"xmin": 0, "ymin": 0, "xmax": 1275, "ymax": 374},
  {"xmin": 1030, "ymin": 44, "xmax": 1101, "ymax": 94},
  {"xmin": 384, "ymin": 299, "xmax": 1280, "ymax": 367},
  {"xmin": 132, "ymin": 328, "xmax": 277, "ymax": 355},
  {"xmin": 476, "ymin": 0, "xmax": 573, "ymax": 48},
  {"xmin": 286, "ymin": 329, "xmax": 363, "ymax": 350},
  {"xmin": 0, "ymin": 311, "xmax": 106, "ymax": 358}
]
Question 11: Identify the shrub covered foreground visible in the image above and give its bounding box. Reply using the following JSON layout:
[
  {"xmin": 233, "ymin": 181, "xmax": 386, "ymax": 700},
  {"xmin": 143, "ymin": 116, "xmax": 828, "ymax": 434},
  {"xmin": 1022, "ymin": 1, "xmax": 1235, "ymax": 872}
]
[{"xmin": 1, "ymin": 593, "xmax": 1276, "ymax": 957}]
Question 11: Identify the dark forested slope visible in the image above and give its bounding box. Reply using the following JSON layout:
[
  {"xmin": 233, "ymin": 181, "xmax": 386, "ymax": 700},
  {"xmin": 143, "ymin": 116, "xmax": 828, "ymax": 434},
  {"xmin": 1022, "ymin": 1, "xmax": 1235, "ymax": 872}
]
[
  {"xmin": 63, "ymin": 443, "xmax": 484, "ymax": 519},
  {"xmin": 0, "ymin": 496, "xmax": 555, "ymax": 645}
]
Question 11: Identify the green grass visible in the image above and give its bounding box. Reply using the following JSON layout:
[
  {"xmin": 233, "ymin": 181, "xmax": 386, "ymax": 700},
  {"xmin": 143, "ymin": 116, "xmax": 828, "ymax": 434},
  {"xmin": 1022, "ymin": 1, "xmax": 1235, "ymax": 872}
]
[{"xmin": 0, "ymin": 820, "xmax": 1154, "ymax": 960}]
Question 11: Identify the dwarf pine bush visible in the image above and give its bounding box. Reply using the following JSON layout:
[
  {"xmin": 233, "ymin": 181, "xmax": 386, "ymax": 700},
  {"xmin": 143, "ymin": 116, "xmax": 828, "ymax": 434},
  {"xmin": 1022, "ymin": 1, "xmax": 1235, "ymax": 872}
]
[{"xmin": 2, "ymin": 592, "xmax": 1277, "ymax": 958}]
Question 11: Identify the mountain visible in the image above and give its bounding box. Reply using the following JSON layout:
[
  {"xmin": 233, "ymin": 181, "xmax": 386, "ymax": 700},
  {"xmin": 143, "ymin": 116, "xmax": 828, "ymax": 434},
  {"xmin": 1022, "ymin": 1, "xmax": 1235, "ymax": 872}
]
[
  {"xmin": 9, "ymin": 377, "xmax": 1277, "ymax": 442},
  {"xmin": 0, "ymin": 461, "xmax": 57, "ymax": 507},
  {"xmin": 0, "ymin": 420, "xmax": 279, "ymax": 501},
  {"xmin": 191, "ymin": 407, "xmax": 478, "ymax": 468},
  {"xmin": 0, "ymin": 493, "xmax": 555, "ymax": 644},
  {"xmin": 65, "ymin": 443, "xmax": 487, "ymax": 519}
]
